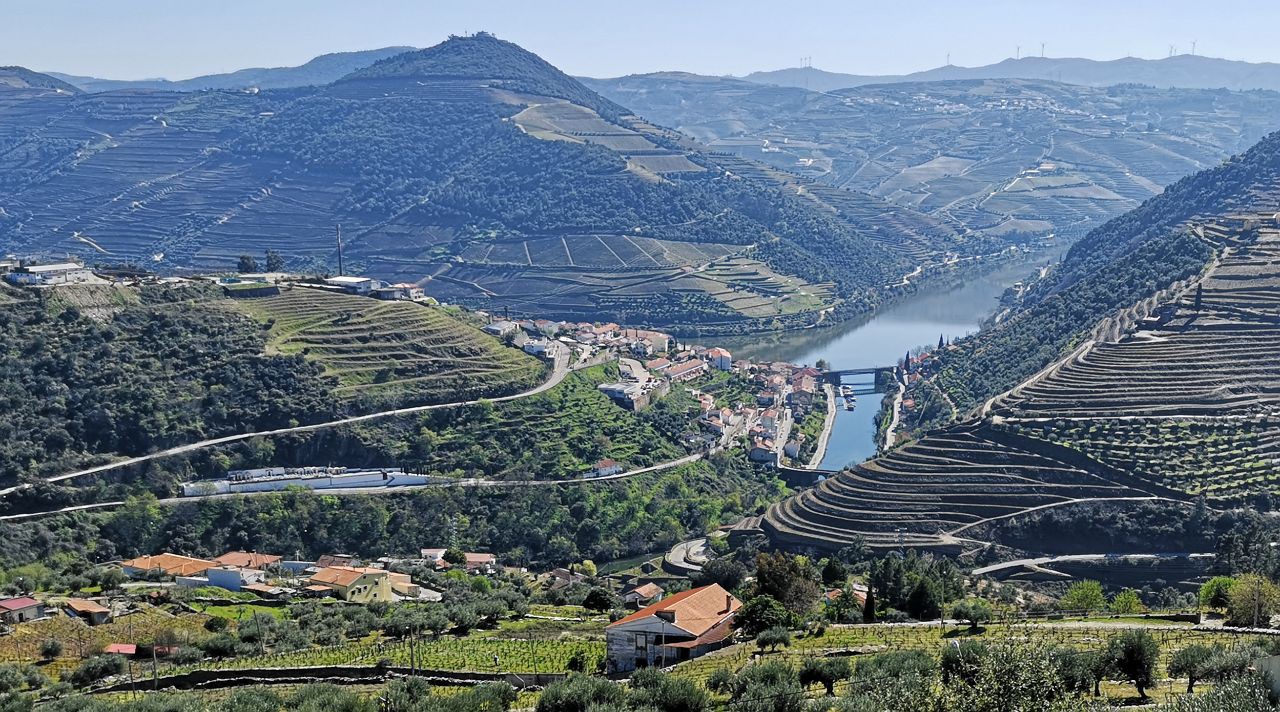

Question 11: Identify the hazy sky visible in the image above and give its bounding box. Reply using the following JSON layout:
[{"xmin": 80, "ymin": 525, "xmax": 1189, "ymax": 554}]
[{"xmin": 7, "ymin": 0, "xmax": 1280, "ymax": 80}]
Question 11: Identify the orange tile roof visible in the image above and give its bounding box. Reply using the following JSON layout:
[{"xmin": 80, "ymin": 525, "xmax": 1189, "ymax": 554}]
[
  {"xmin": 65, "ymin": 598, "xmax": 110, "ymax": 615},
  {"xmin": 214, "ymin": 552, "xmax": 281, "ymax": 569},
  {"xmin": 630, "ymin": 582, "xmax": 664, "ymax": 599},
  {"xmin": 607, "ymin": 584, "xmax": 739, "ymax": 637},
  {"xmin": 309, "ymin": 566, "xmax": 385, "ymax": 588},
  {"xmin": 121, "ymin": 553, "xmax": 217, "ymax": 577}
]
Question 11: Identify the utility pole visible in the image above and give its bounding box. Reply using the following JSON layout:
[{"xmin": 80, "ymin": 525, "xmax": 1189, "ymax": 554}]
[{"xmin": 335, "ymin": 223, "xmax": 345, "ymax": 276}]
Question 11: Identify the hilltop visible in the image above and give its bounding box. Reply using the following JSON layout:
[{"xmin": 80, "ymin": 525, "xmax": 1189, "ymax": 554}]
[
  {"xmin": 46, "ymin": 47, "xmax": 413, "ymax": 92},
  {"xmin": 0, "ymin": 34, "xmax": 908, "ymax": 331},
  {"xmin": 344, "ymin": 32, "xmax": 625, "ymax": 119},
  {"xmin": 746, "ymin": 53, "xmax": 1280, "ymax": 92},
  {"xmin": 0, "ymin": 65, "xmax": 80, "ymax": 93}
]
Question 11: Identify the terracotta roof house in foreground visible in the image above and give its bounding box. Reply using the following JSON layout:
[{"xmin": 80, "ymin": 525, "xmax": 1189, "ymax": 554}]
[{"xmin": 605, "ymin": 583, "xmax": 740, "ymax": 672}]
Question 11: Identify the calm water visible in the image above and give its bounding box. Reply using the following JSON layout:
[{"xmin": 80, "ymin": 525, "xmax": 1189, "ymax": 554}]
[{"xmin": 718, "ymin": 248, "xmax": 1066, "ymax": 470}]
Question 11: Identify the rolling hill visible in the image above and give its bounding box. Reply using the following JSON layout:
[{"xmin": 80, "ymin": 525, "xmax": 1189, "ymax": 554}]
[
  {"xmin": 585, "ymin": 73, "xmax": 1280, "ymax": 244},
  {"xmin": 745, "ymin": 53, "xmax": 1280, "ymax": 92},
  {"xmin": 46, "ymin": 47, "xmax": 414, "ymax": 92},
  {"xmin": 0, "ymin": 66, "xmax": 80, "ymax": 93},
  {"xmin": 0, "ymin": 34, "xmax": 916, "ymax": 331}
]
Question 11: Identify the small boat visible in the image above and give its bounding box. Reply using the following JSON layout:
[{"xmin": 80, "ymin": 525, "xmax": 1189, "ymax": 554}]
[{"xmin": 845, "ymin": 399, "xmax": 856, "ymax": 411}]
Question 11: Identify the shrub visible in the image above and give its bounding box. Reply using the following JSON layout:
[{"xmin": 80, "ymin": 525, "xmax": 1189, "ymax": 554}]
[{"xmin": 756, "ymin": 626, "xmax": 792, "ymax": 652}]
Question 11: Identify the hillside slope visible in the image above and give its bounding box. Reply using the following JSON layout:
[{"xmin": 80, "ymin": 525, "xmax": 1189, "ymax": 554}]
[
  {"xmin": 764, "ymin": 128, "xmax": 1280, "ymax": 555},
  {"xmin": 0, "ymin": 34, "xmax": 907, "ymax": 331},
  {"xmin": 46, "ymin": 47, "xmax": 413, "ymax": 92},
  {"xmin": 0, "ymin": 66, "xmax": 80, "ymax": 93},
  {"xmin": 585, "ymin": 73, "xmax": 1280, "ymax": 244}
]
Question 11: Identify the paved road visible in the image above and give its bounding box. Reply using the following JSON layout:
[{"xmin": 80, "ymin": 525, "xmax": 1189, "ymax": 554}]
[
  {"xmin": 947, "ymin": 496, "xmax": 1166, "ymax": 536},
  {"xmin": 972, "ymin": 551, "xmax": 1214, "ymax": 578},
  {"xmin": 0, "ymin": 350, "xmax": 571, "ymax": 498},
  {"xmin": 156, "ymin": 452, "xmax": 704, "ymax": 504}
]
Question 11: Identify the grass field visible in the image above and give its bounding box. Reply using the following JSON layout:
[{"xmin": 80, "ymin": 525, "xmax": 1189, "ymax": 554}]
[{"xmin": 232, "ymin": 286, "xmax": 544, "ymax": 407}]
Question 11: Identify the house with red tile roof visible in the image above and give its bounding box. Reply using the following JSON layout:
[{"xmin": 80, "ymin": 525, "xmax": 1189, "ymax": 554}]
[
  {"xmin": 605, "ymin": 584, "xmax": 740, "ymax": 672},
  {"xmin": 0, "ymin": 597, "xmax": 44, "ymax": 624}
]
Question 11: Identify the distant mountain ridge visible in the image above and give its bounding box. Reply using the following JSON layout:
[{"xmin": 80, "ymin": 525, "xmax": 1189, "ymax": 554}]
[
  {"xmin": 47, "ymin": 47, "xmax": 413, "ymax": 93},
  {"xmin": 0, "ymin": 66, "xmax": 80, "ymax": 93},
  {"xmin": 745, "ymin": 54, "xmax": 1280, "ymax": 92}
]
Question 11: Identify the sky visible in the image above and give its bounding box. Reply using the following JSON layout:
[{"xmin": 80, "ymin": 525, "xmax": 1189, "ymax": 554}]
[{"xmin": 6, "ymin": 0, "xmax": 1280, "ymax": 80}]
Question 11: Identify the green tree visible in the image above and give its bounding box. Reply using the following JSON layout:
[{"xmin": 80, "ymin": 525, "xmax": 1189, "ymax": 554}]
[
  {"xmin": 1199, "ymin": 576, "xmax": 1236, "ymax": 609},
  {"xmin": 753, "ymin": 552, "xmax": 821, "ymax": 616},
  {"xmin": 798, "ymin": 656, "xmax": 850, "ymax": 695},
  {"xmin": 536, "ymin": 674, "xmax": 624, "ymax": 712},
  {"xmin": 265, "ymin": 249, "xmax": 286, "ymax": 272},
  {"xmin": 1109, "ymin": 589, "xmax": 1143, "ymax": 615},
  {"xmin": 1060, "ymin": 580, "xmax": 1106, "ymax": 615},
  {"xmin": 1227, "ymin": 574, "xmax": 1280, "ymax": 628},
  {"xmin": 906, "ymin": 577, "xmax": 943, "ymax": 620},
  {"xmin": 38, "ymin": 639, "xmax": 62, "ymax": 661},
  {"xmin": 237, "ymin": 254, "xmax": 259, "ymax": 273},
  {"xmin": 1106, "ymin": 629, "xmax": 1159, "ymax": 699},
  {"xmin": 756, "ymin": 626, "xmax": 791, "ymax": 653},
  {"xmin": 736, "ymin": 595, "xmax": 790, "ymax": 635},
  {"xmin": 581, "ymin": 587, "xmax": 616, "ymax": 613},
  {"xmin": 951, "ymin": 599, "xmax": 992, "ymax": 630},
  {"xmin": 1168, "ymin": 643, "xmax": 1215, "ymax": 693},
  {"xmin": 628, "ymin": 668, "xmax": 708, "ymax": 712}
]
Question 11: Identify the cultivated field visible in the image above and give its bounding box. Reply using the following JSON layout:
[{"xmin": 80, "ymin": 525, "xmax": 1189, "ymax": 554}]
[{"xmin": 232, "ymin": 287, "xmax": 544, "ymax": 406}]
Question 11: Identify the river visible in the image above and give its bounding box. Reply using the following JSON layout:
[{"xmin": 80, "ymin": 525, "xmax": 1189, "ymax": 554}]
[{"xmin": 717, "ymin": 248, "xmax": 1067, "ymax": 470}]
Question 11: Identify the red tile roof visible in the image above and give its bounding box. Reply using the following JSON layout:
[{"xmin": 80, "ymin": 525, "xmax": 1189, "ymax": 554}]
[
  {"xmin": 607, "ymin": 584, "xmax": 739, "ymax": 637},
  {"xmin": 0, "ymin": 597, "xmax": 39, "ymax": 611},
  {"xmin": 104, "ymin": 643, "xmax": 136, "ymax": 655}
]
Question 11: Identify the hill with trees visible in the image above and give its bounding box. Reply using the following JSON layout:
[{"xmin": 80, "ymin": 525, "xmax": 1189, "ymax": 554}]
[{"xmin": 0, "ymin": 35, "xmax": 908, "ymax": 330}]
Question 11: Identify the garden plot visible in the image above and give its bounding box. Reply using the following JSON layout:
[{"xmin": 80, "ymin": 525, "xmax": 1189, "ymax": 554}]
[{"xmin": 233, "ymin": 287, "xmax": 543, "ymax": 406}]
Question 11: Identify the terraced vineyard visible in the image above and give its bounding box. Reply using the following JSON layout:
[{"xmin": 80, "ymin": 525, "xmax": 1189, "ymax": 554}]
[
  {"xmin": 764, "ymin": 423, "xmax": 1154, "ymax": 551},
  {"xmin": 233, "ymin": 287, "xmax": 544, "ymax": 407},
  {"xmin": 587, "ymin": 74, "xmax": 1280, "ymax": 245},
  {"xmin": 765, "ymin": 214, "xmax": 1280, "ymax": 551}
]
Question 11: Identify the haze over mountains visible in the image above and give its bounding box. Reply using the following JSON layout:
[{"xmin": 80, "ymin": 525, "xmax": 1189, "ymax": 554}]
[
  {"xmin": 743, "ymin": 54, "xmax": 1280, "ymax": 93},
  {"xmin": 585, "ymin": 72, "xmax": 1280, "ymax": 243},
  {"xmin": 45, "ymin": 47, "xmax": 414, "ymax": 92}
]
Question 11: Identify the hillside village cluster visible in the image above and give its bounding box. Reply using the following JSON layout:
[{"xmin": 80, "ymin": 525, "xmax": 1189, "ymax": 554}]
[{"xmin": 486, "ymin": 314, "xmax": 830, "ymax": 467}]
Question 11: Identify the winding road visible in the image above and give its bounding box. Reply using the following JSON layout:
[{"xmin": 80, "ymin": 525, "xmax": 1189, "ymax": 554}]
[{"xmin": 0, "ymin": 350, "xmax": 572, "ymax": 499}]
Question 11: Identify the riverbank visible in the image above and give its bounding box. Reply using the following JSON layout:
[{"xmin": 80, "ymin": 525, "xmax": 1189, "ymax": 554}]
[
  {"xmin": 717, "ymin": 244, "xmax": 1069, "ymax": 472},
  {"xmin": 806, "ymin": 383, "xmax": 838, "ymax": 468}
]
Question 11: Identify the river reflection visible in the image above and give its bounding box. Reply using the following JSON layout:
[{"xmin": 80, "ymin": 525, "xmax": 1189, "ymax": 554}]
[{"xmin": 716, "ymin": 248, "xmax": 1066, "ymax": 470}]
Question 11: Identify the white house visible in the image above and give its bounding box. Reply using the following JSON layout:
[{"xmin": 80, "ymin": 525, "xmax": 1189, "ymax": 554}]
[
  {"xmin": 605, "ymin": 584, "xmax": 740, "ymax": 672},
  {"xmin": 483, "ymin": 320, "xmax": 518, "ymax": 337},
  {"xmin": 592, "ymin": 459, "xmax": 625, "ymax": 477},
  {"xmin": 706, "ymin": 347, "xmax": 733, "ymax": 371},
  {"xmin": 4, "ymin": 262, "xmax": 94, "ymax": 286},
  {"xmin": 324, "ymin": 276, "xmax": 378, "ymax": 295}
]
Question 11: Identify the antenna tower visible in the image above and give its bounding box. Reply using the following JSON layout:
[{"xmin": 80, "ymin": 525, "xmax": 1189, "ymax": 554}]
[{"xmin": 335, "ymin": 224, "xmax": 344, "ymax": 276}]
